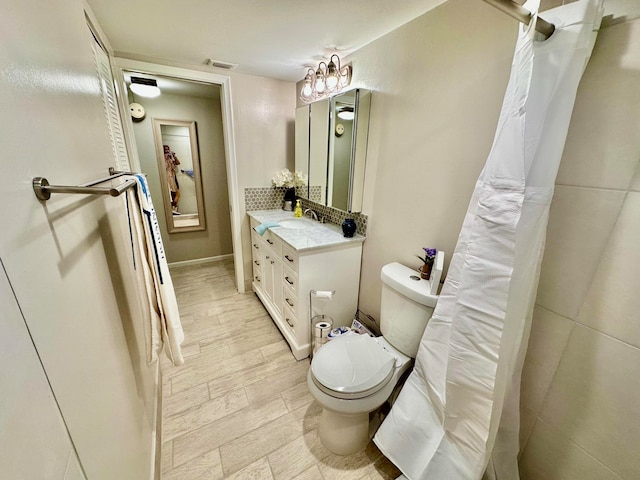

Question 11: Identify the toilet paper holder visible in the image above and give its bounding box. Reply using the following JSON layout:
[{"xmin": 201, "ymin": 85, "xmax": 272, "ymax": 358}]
[{"xmin": 309, "ymin": 290, "xmax": 335, "ymax": 359}]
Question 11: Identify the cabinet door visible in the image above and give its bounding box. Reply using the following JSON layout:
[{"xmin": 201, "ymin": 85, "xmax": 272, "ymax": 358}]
[
  {"xmin": 263, "ymin": 250, "xmax": 282, "ymax": 317},
  {"xmin": 271, "ymin": 259, "xmax": 283, "ymax": 317}
]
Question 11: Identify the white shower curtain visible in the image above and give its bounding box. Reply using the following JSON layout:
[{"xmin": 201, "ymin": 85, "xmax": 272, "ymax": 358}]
[{"xmin": 373, "ymin": 1, "xmax": 603, "ymax": 479}]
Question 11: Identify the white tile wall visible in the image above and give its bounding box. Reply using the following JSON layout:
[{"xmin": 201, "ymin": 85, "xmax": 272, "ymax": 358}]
[
  {"xmin": 519, "ymin": 404, "xmax": 537, "ymax": 453},
  {"xmin": 519, "ymin": 14, "xmax": 640, "ymax": 480},
  {"xmin": 536, "ymin": 186, "xmax": 625, "ymax": 318},
  {"xmin": 630, "ymin": 162, "xmax": 640, "ymax": 192},
  {"xmin": 556, "ymin": 19, "xmax": 640, "ymax": 190},
  {"xmin": 520, "ymin": 306, "xmax": 574, "ymax": 414},
  {"xmin": 578, "ymin": 192, "xmax": 640, "ymax": 348},
  {"xmin": 539, "ymin": 326, "xmax": 640, "ymax": 479},
  {"xmin": 519, "ymin": 420, "xmax": 623, "ymax": 480}
]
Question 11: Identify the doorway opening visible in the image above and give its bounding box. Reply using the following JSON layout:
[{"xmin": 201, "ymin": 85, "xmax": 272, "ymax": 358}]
[{"xmin": 114, "ymin": 59, "xmax": 244, "ymax": 291}]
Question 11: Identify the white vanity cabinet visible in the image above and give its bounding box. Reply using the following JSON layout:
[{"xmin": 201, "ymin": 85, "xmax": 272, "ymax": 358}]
[{"xmin": 249, "ymin": 213, "xmax": 364, "ymax": 360}]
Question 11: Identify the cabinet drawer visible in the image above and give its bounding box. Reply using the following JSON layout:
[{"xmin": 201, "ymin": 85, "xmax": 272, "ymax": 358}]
[
  {"xmin": 252, "ymin": 270, "xmax": 263, "ymax": 287},
  {"xmin": 282, "ymin": 269, "xmax": 298, "ymax": 295},
  {"xmin": 264, "ymin": 231, "xmax": 282, "ymax": 255},
  {"xmin": 282, "ymin": 303, "xmax": 297, "ymax": 333},
  {"xmin": 252, "ymin": 251, "xmax": 263, "ymax": 269},
  {"xmin": 283, "ymin": 286, "xmax": 297, "ymax": 311},
  {"xmin": 251, "ymin": 231, "xmax": 262, "ymax": 253},
  {"xmin": 282, "ymin": 244, "xmax": 298, "ymax": 271}
]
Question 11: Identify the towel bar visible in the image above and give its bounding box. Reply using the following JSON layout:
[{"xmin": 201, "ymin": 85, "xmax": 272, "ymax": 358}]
[{"xmin": 33, "ymin": 169, "xmax": 137, "ymax": 201}]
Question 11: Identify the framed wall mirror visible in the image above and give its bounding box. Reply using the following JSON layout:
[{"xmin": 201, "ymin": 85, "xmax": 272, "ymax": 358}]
[
  {"xmin": 295, "ymin": 88, "xmax": 371, "ymax": 213},
  {"xmin": 152, "ymin": 119, "xmax": 206, "ymax": 233}
]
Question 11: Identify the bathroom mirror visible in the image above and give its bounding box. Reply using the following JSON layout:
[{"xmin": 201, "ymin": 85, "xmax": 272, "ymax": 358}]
[
  {"xmin": 295, "ymin": 88, "xmax": 371, "ymax": 212},
  {"xmin": 152, "ymin": 119, "xmax": 206, "ymax": 233}
]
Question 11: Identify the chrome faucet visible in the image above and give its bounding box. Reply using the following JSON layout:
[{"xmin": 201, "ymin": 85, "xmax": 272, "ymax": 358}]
[{"xmin": 303, "ymin": 208, "xmax": 319, "ymax": 221}]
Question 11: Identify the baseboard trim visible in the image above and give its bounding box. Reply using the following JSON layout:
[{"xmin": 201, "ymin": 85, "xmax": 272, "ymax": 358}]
[{"xmin": 168, "ymin": 254, "xmax": 233, "ymax": 269}]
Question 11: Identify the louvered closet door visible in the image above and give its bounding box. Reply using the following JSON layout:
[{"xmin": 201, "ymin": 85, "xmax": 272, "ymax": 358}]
[{"xmin": 91, "ymin": 33, "xmax": 131, "ymax": 172}]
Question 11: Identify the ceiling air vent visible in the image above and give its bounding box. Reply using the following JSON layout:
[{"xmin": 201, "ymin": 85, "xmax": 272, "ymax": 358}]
[{"xmin": 206, "ymin": 59, "xmax": 238, "ymax": 70}]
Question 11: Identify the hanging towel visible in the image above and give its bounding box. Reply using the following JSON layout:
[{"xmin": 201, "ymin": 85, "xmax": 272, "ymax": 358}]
[
  {"xmin": 126, "ymin": 174, "xmax": 184, "ymax": 366},
  {"xmin": 254, "ymin": 222, "xmax": 280, "ymax": 235}
]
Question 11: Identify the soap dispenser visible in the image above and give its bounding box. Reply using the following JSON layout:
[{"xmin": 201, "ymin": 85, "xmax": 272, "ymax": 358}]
[{"xmin": 294, "ymin": 199, "xmax": 303, "ymax": 218}]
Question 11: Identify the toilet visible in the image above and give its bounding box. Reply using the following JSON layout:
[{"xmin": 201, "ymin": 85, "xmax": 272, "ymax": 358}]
[{"xmin": 307, "ymin": 261, "xmax": 439, "ymax": 455}]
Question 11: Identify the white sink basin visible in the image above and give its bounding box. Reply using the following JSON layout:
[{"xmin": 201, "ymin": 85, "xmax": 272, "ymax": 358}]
[{"xmin": 278, "ymin": 218, "xmax": 316, "ymax": 230}]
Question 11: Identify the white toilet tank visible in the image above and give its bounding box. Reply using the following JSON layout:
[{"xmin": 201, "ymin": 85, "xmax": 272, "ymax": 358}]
[{"xmin": 380, "ymin": 262, "xmax": 439, "ymax": 357}]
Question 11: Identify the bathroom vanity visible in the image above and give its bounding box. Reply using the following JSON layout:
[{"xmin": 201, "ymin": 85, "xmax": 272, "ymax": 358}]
[{"xmin": 248, "ymin": 210, "xmax": 364, "ymax": 360}]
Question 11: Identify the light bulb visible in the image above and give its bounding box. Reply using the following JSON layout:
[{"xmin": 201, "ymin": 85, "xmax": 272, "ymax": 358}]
[
  {"xmin": 301, "ymin": 82, "xmax": 313, "ymax": 99},
  {"xmin": 326, "ymin": 59, "xmax": 339, "ymax": 91},
  {"xmin": 315, "ymin": 63, "xmax": 327, "ymax": 94},
  {"xmin": 300, "ymin": 69, "xmax": 314, "ymax": 100}
]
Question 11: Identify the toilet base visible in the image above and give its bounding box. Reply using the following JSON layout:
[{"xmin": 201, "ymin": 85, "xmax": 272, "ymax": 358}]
[{"xmin": 319, "ymin": 408, "xmax": 369, "ymax": 455}]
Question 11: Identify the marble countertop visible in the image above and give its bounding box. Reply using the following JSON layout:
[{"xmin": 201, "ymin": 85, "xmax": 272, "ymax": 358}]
[{"xmin": 247, "ymin": 210, "xmax": 365, "ymax": 252}]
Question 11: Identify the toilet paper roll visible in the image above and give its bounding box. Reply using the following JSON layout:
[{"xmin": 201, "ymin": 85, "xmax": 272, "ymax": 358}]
[
  {"xmin": 313, "ymin": 290, "xmax": 334, "ymax": 299},
  {"xmin": 314, "ymin": 321, "xmax": 333, "ymax": 338}
]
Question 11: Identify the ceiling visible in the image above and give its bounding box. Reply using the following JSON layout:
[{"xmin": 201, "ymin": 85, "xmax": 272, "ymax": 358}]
[{"xmin": 87, "ymin": 0, "xmax": 448, "ymax": 82}]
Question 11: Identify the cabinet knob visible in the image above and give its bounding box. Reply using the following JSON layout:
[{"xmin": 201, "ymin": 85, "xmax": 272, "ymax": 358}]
[
  {"xmin": 255, "ymin": 276, "xmax": 261, "ymax": 282},
  {"xmin": 253, "ymin": 243, "xmax": 259, "ymax": 249},
  {"xmin": 285, "ymin": 276, "xmax": 293, "ymax": 285},
  {"xmin": 285, "ymin": 255, "xmax": 294, "ymax": 263},
  {"xmin": 254, "ymin": 260, "xmax": 260, "ymax": 266},
  {"xmin": 285, "ymin": 298, "xmax": 294, "ymax": 307},
  {"xmin": 270, "ymin": 260, "xmax": 275, "ymax": 264},
  {"xmin": 267, "ymin": 239, "xmax": 274, "ymax": 245},
  {"xmin": 265, "ymin": 255, "xmax": 270, "ymax": 259},
  {"xmin": 285, "ymin": 318, "xmax": 294, "ymax": 328}
]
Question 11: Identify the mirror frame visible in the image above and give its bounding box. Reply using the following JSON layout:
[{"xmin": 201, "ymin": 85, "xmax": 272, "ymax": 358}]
[{"xmin": 152, "ymin": 118, "xmax": 206, "ymax": 233}]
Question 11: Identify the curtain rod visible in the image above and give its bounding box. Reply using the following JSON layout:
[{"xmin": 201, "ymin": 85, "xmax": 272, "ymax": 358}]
[{"xmin": 482, "ymin": 0, "xmax": 555, "ymax": 39}]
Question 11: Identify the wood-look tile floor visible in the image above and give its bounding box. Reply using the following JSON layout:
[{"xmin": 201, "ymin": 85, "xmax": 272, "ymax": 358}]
[{"xmin": 161, "ymin": 260, "xmax": 401, "ymax": 480}]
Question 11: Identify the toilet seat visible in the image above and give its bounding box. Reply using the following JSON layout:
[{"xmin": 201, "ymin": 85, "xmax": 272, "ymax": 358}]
[{"xmin": 311, "ymin": 335, "xmax": 397, "ymax": 400}]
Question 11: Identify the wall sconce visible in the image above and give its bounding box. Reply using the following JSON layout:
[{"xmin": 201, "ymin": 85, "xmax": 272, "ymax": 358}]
[
  {"xmin": 300, "ymin": 54, "xmax": 352, "ymax": 102},
  {"xmin": 129, "ymin": 77, "xmax": 161, "ymax": 98}
]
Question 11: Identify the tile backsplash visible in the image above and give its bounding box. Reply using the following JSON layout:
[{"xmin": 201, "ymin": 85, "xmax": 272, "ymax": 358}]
[
  {"xmin": 244, "ymin": 186, "xmax": 286, "ymax": 211},
  {"xmin": 244, "ymin": 187, "xmax": 368, "ymax": 236}
]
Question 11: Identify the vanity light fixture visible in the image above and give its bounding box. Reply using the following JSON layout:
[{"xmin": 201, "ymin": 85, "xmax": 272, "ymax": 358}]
[
  {"xmin": 129, "ymin": 76, "xmax": 161, "ymax": 98},
  {"xmin": 300, "ymin": 54, "xmax": 352, "ymax": 102}
]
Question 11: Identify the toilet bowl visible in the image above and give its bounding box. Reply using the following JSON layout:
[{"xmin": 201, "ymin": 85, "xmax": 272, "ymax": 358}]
[
  {"xmin": 307, "ymin": 261, "xmax": 442, "ymax": 455},
  {"xmin": 307, "ymin": 334, "xmax": 411, "ymax": 455}
]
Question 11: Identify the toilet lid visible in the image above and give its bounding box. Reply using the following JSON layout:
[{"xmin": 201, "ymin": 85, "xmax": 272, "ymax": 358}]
[{"xmin": 311, "ymin": 335, "xmax": 396, "ymax": 399}]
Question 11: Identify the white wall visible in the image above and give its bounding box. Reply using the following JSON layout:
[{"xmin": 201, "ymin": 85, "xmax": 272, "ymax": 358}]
[
  {"xmin": 231, "ymin": 73, "xmax": 296, "ymax": 290},
  {"xmin": 350, "ymin": 0, "xmax": 518, "ymax": 317},
  {"xmin": 0, "ymin": 1, "xmax": 157, "ymax": 478}
]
